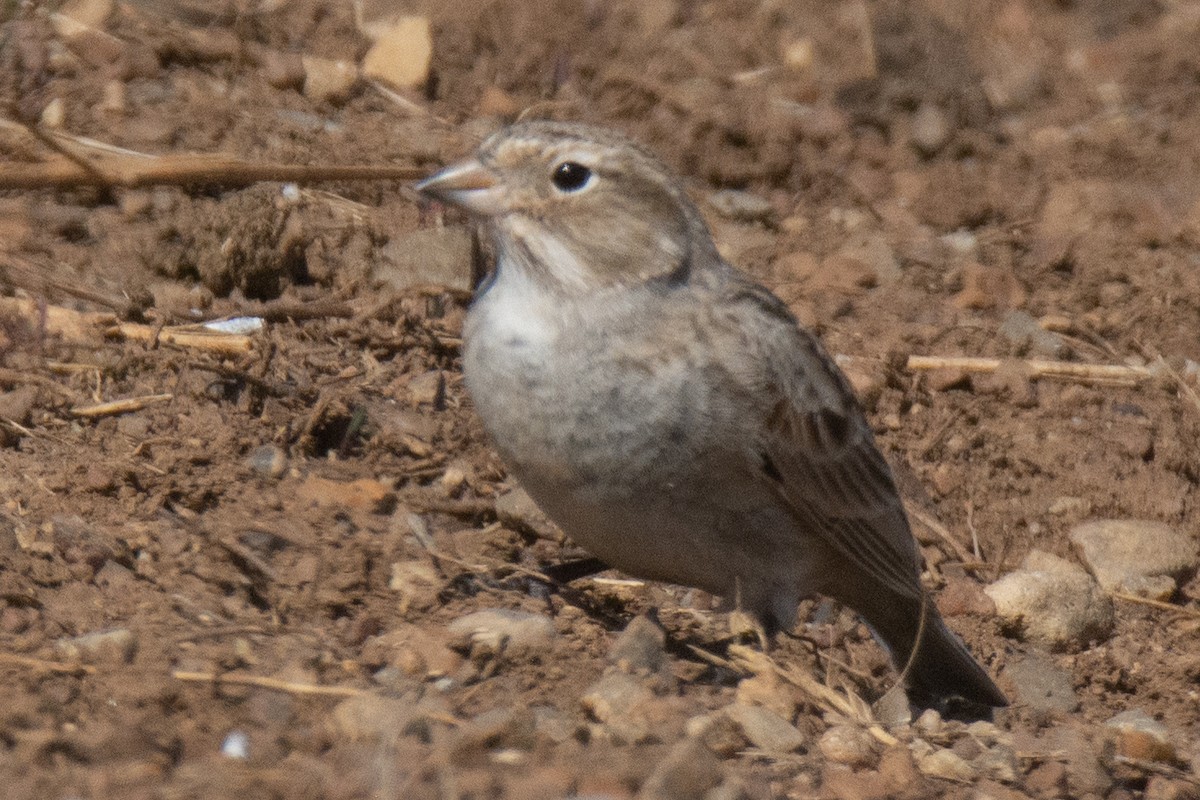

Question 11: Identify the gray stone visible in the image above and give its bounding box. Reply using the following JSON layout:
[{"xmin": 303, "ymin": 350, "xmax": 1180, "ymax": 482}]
[
  {"xmin": 639, "ymin": 736, "xmax": 725, "ymax": 800},
  {"xmin": 999, "ymin": 310, "xmax": 1068, "ymax": 358},
  {"xmin": 916, "ymin": 747, "xmax": 976, "ymax": 781},
  {"xmin": 55, "ymin": 628, "xmax": 137, "ymax": 664},
  {"xmin": 1002, "ymin": 651, "xmax": 1079, "ymax": 713},
  {"xmin": 246, "ymin": 444, "xmax": 287, "ymax": 478},
  {"xmin": 725, "ymin": 703, "xmax": 805, "ymax": 755},
  {"xmin": 580, "ymin": 671, "xmax": 656, "ymax": 744},
  {"xmin": 984, "ymin": 550, "xmax": 1114, "ymax": 650},
  {"xmin": 608, "ymin": 614, "xmax": 667, "ymax": 674},
  {"xmin": 1069, "ymin": 519, "xmax": 1198, "ymax": 599}
]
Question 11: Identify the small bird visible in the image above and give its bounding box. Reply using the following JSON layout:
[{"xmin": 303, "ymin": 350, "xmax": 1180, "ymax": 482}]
[{"xmin": 417, "ymin": 120, "xmax": 1006, "ymax": 714}]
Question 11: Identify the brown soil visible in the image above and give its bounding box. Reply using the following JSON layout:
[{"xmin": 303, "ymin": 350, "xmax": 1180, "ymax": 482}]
[{"xmin": 1, "ymin": 1, "xmax": 1199, "ymax": 798}]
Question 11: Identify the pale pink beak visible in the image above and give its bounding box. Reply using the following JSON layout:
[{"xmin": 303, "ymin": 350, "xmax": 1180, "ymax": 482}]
[{"xmin": 415, "ymin": 158, "xmax": 504, "ymax": 216}]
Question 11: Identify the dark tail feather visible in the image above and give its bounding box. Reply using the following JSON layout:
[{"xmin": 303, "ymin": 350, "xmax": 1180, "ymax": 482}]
[{"xmin": 831, "ymin": 579, "xmax": 1007, "ymax": 716}]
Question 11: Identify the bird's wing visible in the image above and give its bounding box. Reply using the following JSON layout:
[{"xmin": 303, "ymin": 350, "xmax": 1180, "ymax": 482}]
[{"xmin": 723, "ymin": 281, "xmax": 925, "ymax": 602}]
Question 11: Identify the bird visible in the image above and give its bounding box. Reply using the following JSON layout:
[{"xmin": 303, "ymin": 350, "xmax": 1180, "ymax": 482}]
[{"xmin": 416, "ymin": 120, "xmax": 1006, "ymax": 715}]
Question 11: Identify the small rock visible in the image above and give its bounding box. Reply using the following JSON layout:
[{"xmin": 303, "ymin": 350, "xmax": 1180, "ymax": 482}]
[
  {"xmin": 447, "ymin": 609, "xmax": 555, "ymax": 661},
  {"xmin": 330, "ymin": 694, "xmax": 415, "ymax": 741},
  {"xmin": 984, "ymin": 549, "xmax": 1114, "ymax": 650},
  {"xmin": 724, "ymin": 703, "xmax": 805, "ymax": 755},
  {"xmin": 1144, "ymin": 775, "xmax": 1200, "ymax": 800},
  {"xmin": 913, "ymin": 708, "xmax": 943, "ymax": 738},
  {"xmin": 638, "ymin": 736, "xmax": 724, "ymax": 800},
  {"xmin": 733, "ymin": 670, "xmax": 799, "ymax": 721},
  {"xmin": 494, "ymin": 487, "xmax": 559, "ymax": 541},
  {"xmin": 608, "ymin": 615, "xmax": 667, "ymax": 674},
  {"xmin": 1043, "ymin": 724, "xmax": 1112, "ymax": 797},
  {"xmin": 297, "ymin": 475, "xmax": 396, "ymax": 513},
  {"xmin": 998, "ymin": 310, "xmax": 1068, "ymax": 358},
  {"xmin": 477, "ymin": 86, "xmax": 520, "ymax": 118},
  {"xmin": 377, "ymin": 226, "xmax": 474, "ymax": 293},
  {"xmin": 879, "ymin": 745, "xmax": 926, "ymax": 798},
  {"xmin": 916, "ymin": 747, "xmax": 976, "ymax": 782},
  {"xmin": 707, "ymin": 190, "xmax": 774, "ymax": 223},
  {"xmin": 388, "ymin": 559, "xmax": 442, "ymax": 613},
  {"xmin": 1048, "ymin": 496, "xmax": 1092, "ymax": 516},
  {"xmin": 246, "ymin": 445, "xmax": 287, "ymax": 478},
  {"xmin": 1105, "ymin": 709, "xmax": 1178, "ymax": 764},
  {"xmin": 0, "ymin": 386, "xmax": 39, "ymax": 426},
  {"xmin": 220, "ymin": 730, "xmax": 249, "ymax": 759},
  {"xmin": 911, "ymin": 101, "xmax": 952, "ymax": 155},
  {"xmin": 261, "ymin": 49, "xmax": 306, "ymax": 90},
  {"xmin": 1001, "ymin": 652, "xmax": 1079, "ymax": 714},
  {"xmin": 686, "ymin": 712, "xmax": 746, "ymax": 758},
  {"xmin": 580, "ymin": 671, "xmax": 656, "ymax": 744},
  {"xmin": 40, "ymin": 97, "xmax": 66, "ymax": 129},
  {"xmin": 1024, "ymin": 760, "xmax": 1068, "ymax": 796},
  {"xmin": 975, "ymin": 744, "xmax": 1018, "ymax": 783},
  {"xmin": 820, "ymin": 766, "xmax": 889, "ymax": 800},
  {"xmin": 1069, "ymin": 519, "xmax": 1198, "ymax": 599},
  {"xmin": 362, "ymin": 16, "xmax": 432, "ymax": 90},
  {"xmin": 55, "ymin": 628, "xmax": 137, "ymax": 664},
  {"xmin": 301, "ymin": 56, "xmax": 359, "ymax": 104},
  {"xmin": 818, "ymin": 724, "xmax": 878, "ymax": 767}
]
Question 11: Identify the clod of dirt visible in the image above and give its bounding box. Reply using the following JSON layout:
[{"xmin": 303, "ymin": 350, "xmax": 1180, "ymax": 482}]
[{"xmin": 1069, "ymin": 518, "xmax": 1199, "ymax": 599}]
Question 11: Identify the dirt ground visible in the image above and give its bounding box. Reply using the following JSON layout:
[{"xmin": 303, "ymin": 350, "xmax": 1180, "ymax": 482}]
[{"xmin": 1, "ymin": 1, "xmax": 1199, "ymax": 798}]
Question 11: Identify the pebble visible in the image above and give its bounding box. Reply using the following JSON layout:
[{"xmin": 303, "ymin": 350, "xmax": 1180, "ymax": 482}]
[
  {"xmin": 55, "ymin": 628, "xmax": 137, "ymax": 664},
  {"xmin": 301, "ymin": 56, "xmax": 359, "ymax": 104},
  {"xmin": 638, "ymin": 736, "xmax": 725, "ymax": 800},
  {"xmin": 913, "ymin": 708, "xmax": 943, "ymax": 738},
  {"xmin": 998, "ymin": 310, "xmax": 1068, "ymax": 358},
  {"xmin": 580, "ymin": 672, "xmax": 656, "ymax": 743},
  {"xmin": 220, "ymin": 730, "xmax": 249, "ymax": 759},
  {"xmin": 447, "ymin": 609, "xmax": 556, "ymax": 661},
  {"xmin": 246, "ymin": 444, "xmax": 287, "ymax": 478},
  {"xmin": 362, "ymin": 16, "xmax": 432, "ymax": 90},
  {"xmin": 1104, "ymin": 709, "xmax": 1179, "ymax": 764},
  {"xmin": 984, "ymin": 549, "xmax": 1114, "ymax": 650},
  {"xmin": 1042, "ymin": 723, "xmax": 1112, "ymax": 797},
  {"xmin": 724, "ymin": 703, "xmax": 805, "ymax": 756},
  {"xmin": 911, "ymin": 101, "xmax": 952, "ymax": 155},
  {"xmin": 388, "ymin": 559, "xmax": 443, "ymax": 613},
  {"xmin": 494, "ymin": 487, "xmax": 559, "ymax": 541},
  {"xmin": 707, "ymin": 190, "xmax": 774, "ymax": 223},
  {"xmin": 608, "ymin": 614, "xmax": 667, "ymax": 674},
  {"xmin": 1069, "ymin": 519, "xmax": 1198, "ymax": 600},
  {"xmin": 915, "ymin": 747, "xmax": 976, "ymax": 782},
  {"xmin": 1001, "ymin": 651, "xmax": 1080, "ymax": 714},
  {"xmin": 818, "ymin": 724, "xmax": 877, "ymax": 767}
]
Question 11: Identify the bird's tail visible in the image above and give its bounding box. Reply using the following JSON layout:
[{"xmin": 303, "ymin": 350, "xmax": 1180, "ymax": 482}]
[{"xmin": 832, "ymin": 580, "xmax": 1007, "ymax": 716}]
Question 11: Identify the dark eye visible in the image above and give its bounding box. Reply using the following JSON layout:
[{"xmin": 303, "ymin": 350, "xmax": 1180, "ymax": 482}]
[{"xmin": 551, "ymin": 162, "xmax": 593, "ymax": 192}]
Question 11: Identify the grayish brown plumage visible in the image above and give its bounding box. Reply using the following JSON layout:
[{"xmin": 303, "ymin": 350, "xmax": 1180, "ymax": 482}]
[{"xmin": 417, "ymin": 120, "xmax": 1006, "ymax": 713}]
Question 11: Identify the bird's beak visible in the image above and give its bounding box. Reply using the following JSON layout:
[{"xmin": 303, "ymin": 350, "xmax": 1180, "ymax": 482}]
[{"xmin": 415, "ymin": 158, "xmax": 503, "ymax": 216}]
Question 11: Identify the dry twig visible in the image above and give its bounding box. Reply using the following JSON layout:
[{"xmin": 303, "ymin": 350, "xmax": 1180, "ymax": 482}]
[
  {"xmin": 0, "ymin": 652, "xmax": 96, "ymax": 675},
  {"xmin": 172, "ymin": 670, "xmax": 365, "ymax": 697},
  {"xmin": 1113, "ymin": 592, "xmax": 1200, "ymax": 619},
  {"xmin": 906, "ymin": 355, "xmax": 1153, "ymax": 386},
  {"xmin": 70, "ymin": 393, "xmax": 173, "ymax": 418}
]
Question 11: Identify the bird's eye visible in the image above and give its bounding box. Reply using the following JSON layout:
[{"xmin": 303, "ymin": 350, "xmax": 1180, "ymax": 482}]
[{"xmin": 551, "ymin": 162, "xmax": 593, "ymax": 192}]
